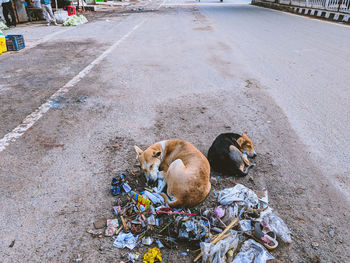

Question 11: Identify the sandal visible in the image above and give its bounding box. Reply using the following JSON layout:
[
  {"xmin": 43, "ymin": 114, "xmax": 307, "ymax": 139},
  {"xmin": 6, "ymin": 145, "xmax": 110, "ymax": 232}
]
[{"xmin": 248, "ymin": 221, "xmax": 278, "ymax": 250}]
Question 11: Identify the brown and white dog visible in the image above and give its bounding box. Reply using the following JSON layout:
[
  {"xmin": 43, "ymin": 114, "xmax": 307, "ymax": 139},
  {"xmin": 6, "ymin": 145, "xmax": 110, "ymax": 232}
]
[{"xmin": 134, "ymin": 139, "xmax": 211, "ymax": 208}]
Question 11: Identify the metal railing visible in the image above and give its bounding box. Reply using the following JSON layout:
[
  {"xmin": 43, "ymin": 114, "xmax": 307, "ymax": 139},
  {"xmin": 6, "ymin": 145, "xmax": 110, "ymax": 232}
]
[{"xmin": 271, "ymin": 0, "xmax": 350, "ymax": 13}]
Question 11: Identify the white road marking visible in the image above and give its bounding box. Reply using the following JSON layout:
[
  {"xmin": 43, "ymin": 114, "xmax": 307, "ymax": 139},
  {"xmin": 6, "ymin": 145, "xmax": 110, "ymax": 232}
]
[
  {"xmin": 0, "ymin": 0, "xmax": 169, "ymax": 153},
  {"xmin": 0, "ymin": 20, "xmax": 145, "ymax": 153}
]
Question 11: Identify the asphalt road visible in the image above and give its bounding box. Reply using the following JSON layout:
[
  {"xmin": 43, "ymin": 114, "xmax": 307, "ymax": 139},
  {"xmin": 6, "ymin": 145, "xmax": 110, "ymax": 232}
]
[
  {"xmin": 196, "ymin": 1, "xmax": 350, "ymax": 199},
  {"xmin": 0, "ymin": 0, "xmax": 349, "ymax": 262}
]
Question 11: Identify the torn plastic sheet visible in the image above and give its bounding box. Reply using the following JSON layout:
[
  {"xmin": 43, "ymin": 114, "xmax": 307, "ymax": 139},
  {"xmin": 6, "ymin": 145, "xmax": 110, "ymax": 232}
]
[
  {"xmin": 263, "ymin": 213, "xmax": 292, "ymax": 243},
  {"xmin": 239, "ymin": 219, "xmax": 252, "ymax": 232},
  {"xmin": 201, "ymin": 230, "xmax": 239, "ymax": 263},
  {"xmin": 153, "ymin": 178, "xmax": 166, "ymax": 193},
  {"xmin": 113, "ymin": 232, "xmax": 138, "ymax": 250},
  {"xmin": 218, "ymin": 184, "xmax": 259, "ymax": 207},
  {"xmin": 232, "ymin": 239, "xmax": 274, "ymax": 263}
]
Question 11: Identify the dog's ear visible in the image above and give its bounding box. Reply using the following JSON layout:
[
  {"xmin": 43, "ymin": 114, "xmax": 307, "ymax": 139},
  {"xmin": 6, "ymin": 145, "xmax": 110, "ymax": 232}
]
[
  {"xmin": 242, "ymin": 131, "xmax": 248, "ymax": 136},
  {"xmin": 237, "ymin": 137, "xmax": 244, "ymax": 147},
  {"xmin": 152, "ymin": 151, "xmax": 161, "ymax": 158},
  {"xmin": 134, "ymin": 145, "xmax": 143, "ymax": 157}
]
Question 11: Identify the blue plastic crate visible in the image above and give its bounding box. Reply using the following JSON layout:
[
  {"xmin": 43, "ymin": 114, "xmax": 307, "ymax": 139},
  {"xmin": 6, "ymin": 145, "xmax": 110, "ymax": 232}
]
[{"xmin": 5, "ymin": 35, "xmax": 25, "ymax": 51}]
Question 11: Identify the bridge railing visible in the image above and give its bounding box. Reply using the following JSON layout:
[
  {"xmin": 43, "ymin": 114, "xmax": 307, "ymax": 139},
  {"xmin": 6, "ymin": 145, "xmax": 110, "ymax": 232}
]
[{"xmin": 274, "ymin": 0, "xmax": 350, "ymax": 13}]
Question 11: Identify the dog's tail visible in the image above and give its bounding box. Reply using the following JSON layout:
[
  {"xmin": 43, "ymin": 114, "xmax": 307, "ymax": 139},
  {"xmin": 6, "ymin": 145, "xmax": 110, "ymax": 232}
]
[
  {"xmin": 236, "ymin": 163, "xmax": 256, "ymax": 177},
  {"xmin": 160, "ymin": 193, "xmax": 182, "ymax": 208}
]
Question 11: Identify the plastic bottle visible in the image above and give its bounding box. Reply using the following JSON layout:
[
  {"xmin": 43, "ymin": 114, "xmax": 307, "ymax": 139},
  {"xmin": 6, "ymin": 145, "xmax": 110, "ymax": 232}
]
[{"xmin": 0, "ymin": 30, "xmax": 7, "ymax": 54}]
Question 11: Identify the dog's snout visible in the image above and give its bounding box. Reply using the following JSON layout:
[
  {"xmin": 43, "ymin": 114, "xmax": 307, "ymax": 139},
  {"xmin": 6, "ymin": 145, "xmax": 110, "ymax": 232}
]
[{"xmin": 245, "ymin": 151, "xmax": 257, "ymax": 158}]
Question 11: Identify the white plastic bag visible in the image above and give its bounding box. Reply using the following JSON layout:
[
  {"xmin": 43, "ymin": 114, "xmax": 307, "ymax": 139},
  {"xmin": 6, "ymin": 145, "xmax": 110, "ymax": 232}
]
[
  {"xmin": 0, "ymin": 21, "xmax": 9, "ymax": 30},
  {"xmin": 263, "ymin": 213, "xmax": 292, "ymax": 243},
  {"xmin": 232, "ymin": 239, "xmax": 274, "ymax": 263},
  {"xmin": 201, "ymin": 231, "xmax": 239, "ymax": 263},
  {"xmin": 63, "ymin": 15, "xmax": 88, "ymax": 26},
  {"xmin": 218, "ymin": 184, "xmax": 259, "ymax": 207},
  {"xmin": 54, "ymin": 10, "xmax": 69, "ymax": 24}
]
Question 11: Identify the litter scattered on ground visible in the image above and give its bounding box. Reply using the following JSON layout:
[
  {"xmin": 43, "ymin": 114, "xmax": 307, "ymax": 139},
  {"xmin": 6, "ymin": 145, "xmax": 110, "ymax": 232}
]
[
  {"xmin": 63, "ymin": 15, "xmax": 88, "ymax": 26},
  {"xmin": 232, "ymin": 239, "xmax": 274, "ymax": 263},
  {"xmin": 9, "ymin": 240, "xmax": 15, "ymax": 248},
  {"xmin": 48, "ymin": 95, "xmax": 67, "ymax": 109},
  {"xmin": 143, "ymin": 247, "xmax": 162, "ymax": 263},
  {"xmin": 131, "ymin": 7, "xmax": 144, "ymax": 12},
  {"xmin": 75, "ymin": 254, "xmax": 83, "ymax": 262},
  {"xmin": 88, "ymin": 170, "xmax": 292, "ymax": 262},
  {"xmin": 0, "ymin": 21, "xmax": 9, "ymax": 30},
  {"xmin": 113, "ymin": 231, "xmax": 138, "ymax": 250},
  {"xmin": 93, "ymin": 218, "xmax": 107, "ymax": 229}
]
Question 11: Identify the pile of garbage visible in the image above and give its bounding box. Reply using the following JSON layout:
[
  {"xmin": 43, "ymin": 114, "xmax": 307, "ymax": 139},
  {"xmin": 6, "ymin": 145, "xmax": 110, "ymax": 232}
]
[
  {"xmin": 0, "ymin": 21, "xmax": 9, "ymax": 30},
  {"xmin": 88, "ymin": 173, "xmax": 292, "ymax": 262},
  {"xmin": 63, "ymin": 15, "xmax": 88, "ymax": 26}
]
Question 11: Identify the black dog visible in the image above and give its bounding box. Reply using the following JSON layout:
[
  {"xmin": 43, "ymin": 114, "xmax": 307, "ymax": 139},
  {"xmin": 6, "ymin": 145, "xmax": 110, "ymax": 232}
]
[{"xmin": 207, "ymin": 132, "xmax": 256, "ymax": 176}]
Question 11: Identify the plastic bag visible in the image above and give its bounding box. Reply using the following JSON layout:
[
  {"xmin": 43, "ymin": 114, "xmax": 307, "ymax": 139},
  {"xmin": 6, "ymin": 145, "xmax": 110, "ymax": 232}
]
[
  {"xmin": 54, "ymin": 10, "xmax": 68, "ymax": 24},
  {"xmin": 218, "ymin": 184, "xmax": 259, "ymax": 208},
  {"xmin": 0, "ymin": 21, "xmax": 9, "ymax": 30},
  {"xmin": 143, "ymin": 190, "xmax": 164, "ymax": 205},
  {"xmin": 142, "ymin": 236, "xmax": 154, "ymax": 246},
  {"xmin": 147, "ymin": 215, "xmax": 157, "ymax": 225},
  {"xmin": 155, "ymin": 240, "xmax": 164, "ymax": 248},
  {"xmin": 214, "ymin": 205, "xmax": 226, "ymax": 218},
  {"xmin": 153, "ymin": 178, "xmax": 166, "ymax": 193},
  {"xmin": 232, "ymin": 239, "xmax": 274, "ymax": 263},
  {"xmin": 128, "ymin": 252, "xmax": 140, "ymax": 263},
  {"xmin": 63, "ymin": 15, "xmax": 88, "ymax": 26},
  {"xmin": 239, "ymin": 219, "xmax": 252, "ymax": 232},
  {"xmin": 113, "ymin": 232, "xmax": 138, "ymax": 249},
  {"xmin": 178, "ymin": 219, "xmax": 208, "ymax": 241},
  {"xmin": 221, "ymin": 205, "xmax": 238, "ymax": 225},
  {"xmin": 263, "ymin": 213, "xmax": 292, "ymax": 243},
  {"xmin": 201, "ymin": 230, "xmax": 239, "ymax": 263}
]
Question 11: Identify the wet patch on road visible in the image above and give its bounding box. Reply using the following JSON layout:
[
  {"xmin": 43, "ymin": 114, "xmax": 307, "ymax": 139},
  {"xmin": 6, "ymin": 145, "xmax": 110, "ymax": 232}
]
[{"xmin": 207, "ymin": 54, "xmax": 234, "ymax": 78}]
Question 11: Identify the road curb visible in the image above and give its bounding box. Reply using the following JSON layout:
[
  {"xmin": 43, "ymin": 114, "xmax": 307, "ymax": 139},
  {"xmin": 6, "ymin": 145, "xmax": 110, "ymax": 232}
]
[{"xmin": 251, "ymin": 0, "xmax": 350, "ymax": 24}]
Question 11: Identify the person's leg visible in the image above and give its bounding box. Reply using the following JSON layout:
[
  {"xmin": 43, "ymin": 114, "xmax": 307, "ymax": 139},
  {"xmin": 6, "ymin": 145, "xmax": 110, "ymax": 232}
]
[
  {"xmin": 8, "ymin": 2, "xmax": 16, "ymax": 26},
  {"xmin": 46, "ymin": 4, "xmax": 57, "ymax": 25},
  {"xmin": 2, "ymin": 3, "xmax": 11, "ymax": 26},
  {"xmin": 26, "ymin": 7, "xmax": 32, "ymax": 22},
  {"xmin": 41, "ymin": 4, "xmax": 50, "ymax": 25}
]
